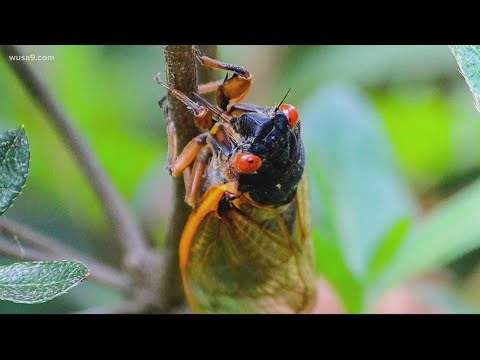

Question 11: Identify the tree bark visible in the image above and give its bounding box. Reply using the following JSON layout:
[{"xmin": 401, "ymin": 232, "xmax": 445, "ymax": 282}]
[
  {"xmin": 160, "ymin": 45, "xmax": 199, "ymax": 307},
  {"xmin": 160, "ymin": 45, "xmax": 218, "ymax": 309}
]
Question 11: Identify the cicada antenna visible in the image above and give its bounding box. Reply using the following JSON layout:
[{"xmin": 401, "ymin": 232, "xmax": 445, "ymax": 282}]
[{"xmin": 274, "ymin": 88, "xmax": 292, "ymax": 112}]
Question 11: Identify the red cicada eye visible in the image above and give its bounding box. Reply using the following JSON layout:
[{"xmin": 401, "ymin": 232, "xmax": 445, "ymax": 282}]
[
  {"xmin": 279, "ymin": 104, "xmax": 299, "ymax": 128},
  {"xmin": 233, "ymin": 153, "xmax": 263, "ymax": 174}
]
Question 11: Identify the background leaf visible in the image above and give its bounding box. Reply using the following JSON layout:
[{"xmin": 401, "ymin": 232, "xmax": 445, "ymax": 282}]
[
  {"xmin": 450, "ymin": 45, "xmax": 480, "ymax": 112},
  {"xmin": 280, "ymin": 45, "xmax": 455, "ymax": 105},
  {"xmin": 366, "ymin": 218, "xmax": 411, "ymax": 286},
  {"xmin": 301, "ymin": 85, "xmax": 417, "ymax": 279},
  {"xmin": 0, "ymin": 261, "xmax": 89, "ymax": 304},
  {"xmin": 313, "ymin": 231, "xmax": 363, "ymax": 313},
  {"xmin": 373, "ymin": 178, "xmax": 480, "ymax": 300},
  {"xmin": 0, "ymin": 126, "xmax": 29, "ymax": 215}
]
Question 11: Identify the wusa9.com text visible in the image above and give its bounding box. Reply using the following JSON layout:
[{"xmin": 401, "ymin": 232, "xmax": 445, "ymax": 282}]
[{"xmin": 9, "ymin": 54, "xmax": 55, "ymax": 61}]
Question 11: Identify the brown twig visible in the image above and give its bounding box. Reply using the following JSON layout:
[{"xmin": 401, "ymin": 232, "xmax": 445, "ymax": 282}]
[
  {"xmin": 157, "ymin": 45, "xmax": 199, "ymax": 308},
  {"xmin": 156, "ymin": 45, "xmax": 218, "ymax": 310},
  {"xmin": 0, "ymin": 217, "xmax": 130, "ymax": 292},
  {"xmin": 0, "ymin": 238, "xmax": 56, "ymax": 262},
  {"xmin": 0, "ymin": 45, "xmax": 149, "ymax": 271}
]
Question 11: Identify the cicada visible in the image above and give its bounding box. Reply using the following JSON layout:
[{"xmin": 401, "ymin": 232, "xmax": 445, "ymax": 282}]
[{"xmin": 156, "ymin": 47, "xmax": 317, "ymax": 313}]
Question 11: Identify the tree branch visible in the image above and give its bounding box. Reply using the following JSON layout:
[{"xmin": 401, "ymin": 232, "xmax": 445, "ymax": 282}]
[
  {"xmin": 0, "ymin": 238, "xmax": 56, "ymax": 262},
  {"xmin": 0, "ymin": 45, "xmax": 149, "ymax": 271},
  {"xmin": 157, "ymin": 45, "xmax": 218, "ymax": 310},
  {"xmin": 157, "ymin": 45, "xmax": 199, "ymax": 307},
  {"xmin": 0, "ymin": 217, "xmax": 130, "ymax": 293}
]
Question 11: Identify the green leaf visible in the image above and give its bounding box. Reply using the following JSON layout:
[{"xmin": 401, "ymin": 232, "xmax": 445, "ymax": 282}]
[
  {"xmin": 313, "ymin": 231, "xmax": 363, "ymax": 313},
  {"xmin": 450, "ymin": 45, "xmax": 480, "ymax": 112},
  {"xmin": 0, "ymin": 126, "xmax": 30, "ymax": 215},
  {"xmin": 366, "ymin": 218, "xmax": 411, "ymax": 286},
  {"xmin": 373, "ymin": 179, "xmax": 480, "ymax": 298},
  {"xmin": 301, "ymin": 85, "xmax": 417, "ymax": 278},
  {"xmin": 0, "ymin": 261, "xmax": 89, "ymax": 304},
  {"xmin": 279, "ymin": 45, "xmax": 454, "ymax": 106}
]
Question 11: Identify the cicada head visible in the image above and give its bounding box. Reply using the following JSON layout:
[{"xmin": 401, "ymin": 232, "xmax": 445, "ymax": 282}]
[{"xmin": 230, "ymin": 105, "xmax": 305, "ymax": 206}]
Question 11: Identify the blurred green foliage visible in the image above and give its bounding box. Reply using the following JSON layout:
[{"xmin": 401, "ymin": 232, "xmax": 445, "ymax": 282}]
[{"xmin": 1, "ymin": 45, "xmax": 480, "ymax": 313}]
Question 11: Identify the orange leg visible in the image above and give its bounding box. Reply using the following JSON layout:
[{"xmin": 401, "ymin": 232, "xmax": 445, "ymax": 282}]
[
  {"xmin": 183, "ymin": 166, "xmax": 192, "ymax": 197},
  {"xmin": 155, "ymin": 74, "xmax": 214, "ymax": 130},
  {"xmin": 164, "ymin": 101, "xmax": 207, "ymax": 207},
  {"xmin": 185, "ymin": 146, "xmax": 211, "ymax": 207},
  {"xmin": 163, "ymin": 105, "xmax": 195, "ymax": 199},
  {"xmin": 198, "ymin": 80, "xmax": 224, "ymax": 95},
  {"xmin": 194, "ymin": 46, "xmax": 253, "ymax": 112},
  {"xmin": 164, "ymin": 102, "xmax": 207, "ymax": 177},
  {"xmin": 157, "ymin": 73, "xmax": 234, "ymax": 124},
  {"xmin": 166, "ymin": 121, "xmax": 178, "ymax": 174},
  {"xmin": 167, "ymin": 132, "xmax": 208, "ymax": 177}
]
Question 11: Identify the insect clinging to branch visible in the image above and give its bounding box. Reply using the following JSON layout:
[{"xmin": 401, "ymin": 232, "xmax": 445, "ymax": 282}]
[{"xmin": 156, "ymin": 46, "xmax": 316, "ymax": 314}]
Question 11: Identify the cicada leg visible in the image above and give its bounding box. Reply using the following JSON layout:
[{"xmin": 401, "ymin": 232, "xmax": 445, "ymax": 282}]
[
  {"xmin": 161, "ymin": 95, "xmax": 208, "ymax": 178},
  {"xmin": 159, "ymin": 76, "xmax": 225, "ymax": 210},
  {"xmin": 183, "ymin": 166, "xmax": 192, "ymax": 198},
  {"xmin": 156, "ymin": 72, "xmax": 237, "ymax": 209},
  {"xmin": 198, "ymin": 80, "xmax": 224, "ymax": 95},
  {"xmin": 156, "ymin": 74, "xmax": 216, "ymax": 130},
  {"xmin": 164, "ymin": 109, "xmax": 209, "ymax": 208},
  {"xmin": 194, "ymin": 46, "xmax": 253, "ymax": 112},
  {"xmin": 167, "ymin": 130, "xmax": 208, "ymax": 177},
  {"xmin": 185, "ymin": 146, "xmax": 212, "ymax": 207}
]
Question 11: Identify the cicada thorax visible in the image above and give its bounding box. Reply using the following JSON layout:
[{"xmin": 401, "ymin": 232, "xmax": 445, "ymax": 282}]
[{"xmin": 200, "ymin": 107, "xmax": 306, "ymax": 206}]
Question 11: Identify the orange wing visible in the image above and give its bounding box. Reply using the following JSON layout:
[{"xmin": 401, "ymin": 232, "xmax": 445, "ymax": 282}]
[{"xmin": 179, "ymin": 179, "xmax": 316, "ymax": 314}]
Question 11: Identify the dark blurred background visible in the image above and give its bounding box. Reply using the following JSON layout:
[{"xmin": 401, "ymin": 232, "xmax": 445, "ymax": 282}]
[{"xmin": 0, "ymin": 45, "xmax": 479, "ymax": 313}]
